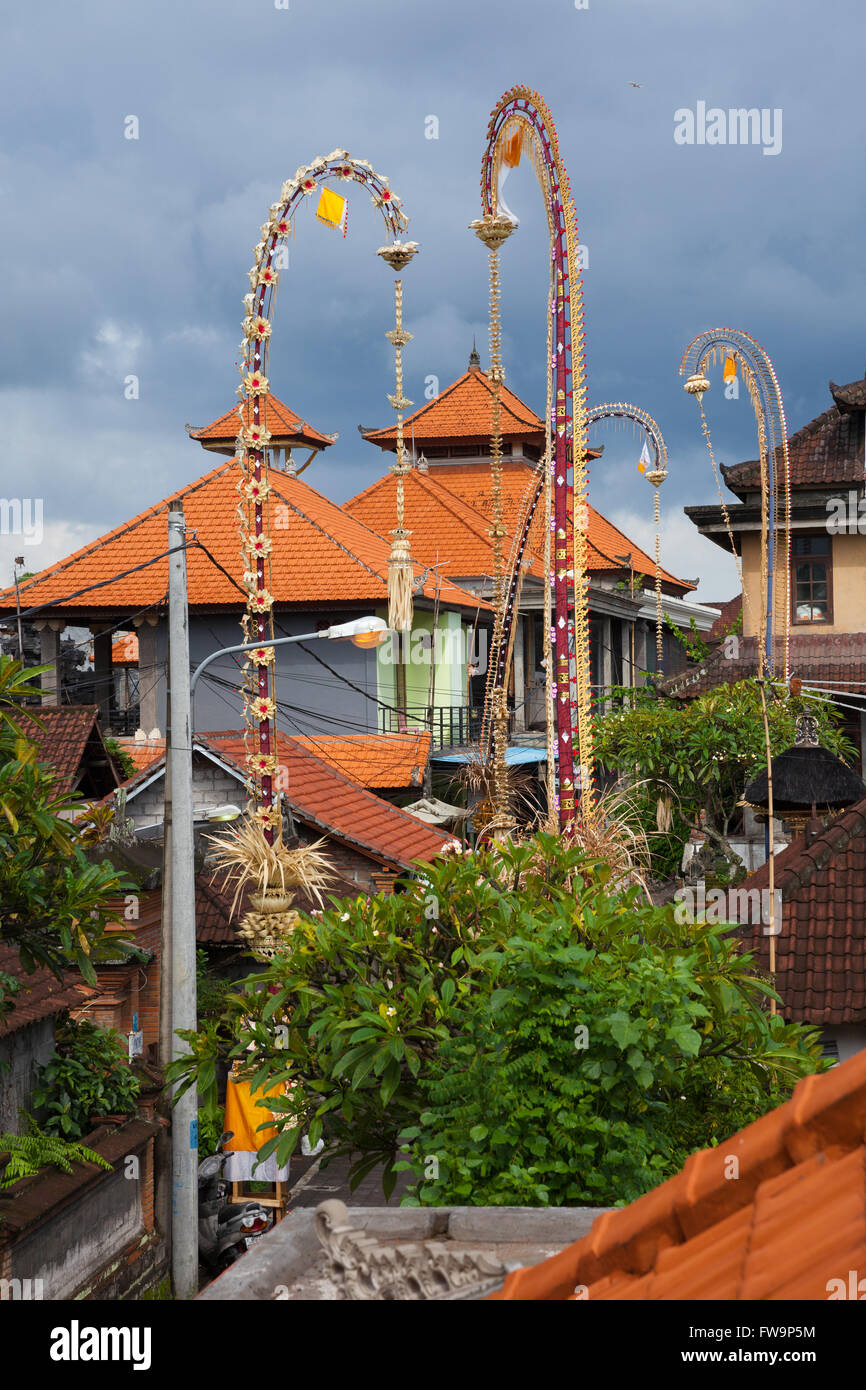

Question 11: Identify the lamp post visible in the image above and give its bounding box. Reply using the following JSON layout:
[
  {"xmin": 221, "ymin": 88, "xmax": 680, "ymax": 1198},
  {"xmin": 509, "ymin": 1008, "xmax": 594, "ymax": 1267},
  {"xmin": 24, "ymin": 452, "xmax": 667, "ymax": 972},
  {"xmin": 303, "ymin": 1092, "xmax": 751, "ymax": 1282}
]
[{"xmin": 189, "ymin": 616, "xmax": 389, "ymax": 697}]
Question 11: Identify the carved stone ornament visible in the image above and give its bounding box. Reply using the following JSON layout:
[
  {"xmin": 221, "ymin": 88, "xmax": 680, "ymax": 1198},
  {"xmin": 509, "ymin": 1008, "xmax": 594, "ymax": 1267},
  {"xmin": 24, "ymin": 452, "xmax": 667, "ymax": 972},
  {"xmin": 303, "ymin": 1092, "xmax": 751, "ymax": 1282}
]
[
  {"xmin": 794, "ymin": 713, "xmax": 820, "ymax": 747},
  {"xmin": 314, "ymin": 1199, "xmax": 509, "ymax": 1300}
]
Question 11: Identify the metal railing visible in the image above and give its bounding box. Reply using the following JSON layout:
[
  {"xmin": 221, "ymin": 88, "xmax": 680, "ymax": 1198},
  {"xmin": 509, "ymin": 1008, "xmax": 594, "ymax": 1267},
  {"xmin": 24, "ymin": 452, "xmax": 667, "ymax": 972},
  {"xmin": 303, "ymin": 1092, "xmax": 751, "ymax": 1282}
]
[{"xmin": 380, "ymin": 704, "xmax": 493, "ymax": 750}]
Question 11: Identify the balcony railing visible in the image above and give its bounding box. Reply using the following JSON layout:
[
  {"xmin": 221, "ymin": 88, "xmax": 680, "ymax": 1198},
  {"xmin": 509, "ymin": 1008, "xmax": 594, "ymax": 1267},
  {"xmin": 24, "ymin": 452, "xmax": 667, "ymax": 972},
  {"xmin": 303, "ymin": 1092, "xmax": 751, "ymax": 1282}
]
[{"xmin": 380, "ymin": 704, "xmax": 495, "ymax": 751}]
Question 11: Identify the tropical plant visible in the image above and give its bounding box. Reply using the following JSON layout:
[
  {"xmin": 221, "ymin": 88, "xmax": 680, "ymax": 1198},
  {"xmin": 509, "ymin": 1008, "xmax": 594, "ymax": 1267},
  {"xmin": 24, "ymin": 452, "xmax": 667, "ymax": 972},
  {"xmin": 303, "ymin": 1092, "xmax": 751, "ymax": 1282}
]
[
  {"xmin": 0, "ymin": 1117, "xmax": 111, "ymax": 1190},
  {"xmin": 594, "ymin": 679, "xmax": 854, "ymax": 879},
  {"xmin": 165, "ymin": 833, "xmax": 824, "ymax": 1205},
  {"xmin": 0, "ymin": 656, "xmax": 139, "ymax": 988},
  {"xmin": 31, "ymin": 1017, "xmax": 141, "ymax": 1139},
  {"xmin": 103, "ymin": 737, "xmax": 136, "ymax": 781}
]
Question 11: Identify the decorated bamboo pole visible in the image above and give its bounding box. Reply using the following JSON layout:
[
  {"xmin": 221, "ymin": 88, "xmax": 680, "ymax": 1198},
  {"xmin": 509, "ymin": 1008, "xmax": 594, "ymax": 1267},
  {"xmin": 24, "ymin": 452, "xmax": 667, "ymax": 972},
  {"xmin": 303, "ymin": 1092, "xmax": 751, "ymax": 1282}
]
[
  {"xmin": 211, "ymin": 152, "xmax": 416, "ymax": 949},
  {"xmin": 474, "ymin": 87, "xmax": 594, "ymax": 831}
]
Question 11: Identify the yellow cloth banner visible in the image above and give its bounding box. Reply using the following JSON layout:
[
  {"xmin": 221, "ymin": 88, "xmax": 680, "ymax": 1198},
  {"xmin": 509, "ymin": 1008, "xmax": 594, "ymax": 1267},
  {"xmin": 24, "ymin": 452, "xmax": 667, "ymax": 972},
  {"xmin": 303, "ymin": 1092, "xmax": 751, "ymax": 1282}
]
[
  {"xmin": 223, "ymin": 1076, "xmax": 285, "ymax": 1152},
  {"xmin": 316, "ymin": 187, "xmax": 347, "ymax": 231}
]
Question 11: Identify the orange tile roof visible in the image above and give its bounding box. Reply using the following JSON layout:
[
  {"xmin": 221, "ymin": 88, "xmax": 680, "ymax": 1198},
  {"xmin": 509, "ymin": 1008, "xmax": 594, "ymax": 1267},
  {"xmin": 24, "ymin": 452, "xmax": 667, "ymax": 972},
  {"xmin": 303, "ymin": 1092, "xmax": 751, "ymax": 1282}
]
[
  {"xmin": 115, "ymin": 735, "xmax": 166, "ymax": 774},
  {"xmin": 189, "ymin": 393, "xmax": 336, "ymax": 450},
  {"xmin": 0, "ymin": 460, "xmax": 488, "ymax": 618},
  {"xmin": 0, "ymin": 944, "xmax": 94, "ymax": 1039},
  {"xmin": 112, "ymin": 632, "xmax": 139, "ymax": 664},
  {"xmin": 489, "ymin": 1048, "xmax": 866, "ymax": 1301},
  {"xmin": 346, "ymin": 461, "xmax": 694, "ymax": 593},
  {"xmin": 113, "ymin": 731, "xmax": 448, "ymax": 870},
  {"xmin": 290, "ymin": 732, "xmax": 431, "ymax": 789},
  {"xmin": 202, "ymin": 732, "xmax": 448, "ymax": 868},
  {"xmin": 27, "ymin": 706, "xmax": 120, "ymax": 796},
  {"xmin": 361, "ymin": 368, "xmax": 546, "ymax": 446}
]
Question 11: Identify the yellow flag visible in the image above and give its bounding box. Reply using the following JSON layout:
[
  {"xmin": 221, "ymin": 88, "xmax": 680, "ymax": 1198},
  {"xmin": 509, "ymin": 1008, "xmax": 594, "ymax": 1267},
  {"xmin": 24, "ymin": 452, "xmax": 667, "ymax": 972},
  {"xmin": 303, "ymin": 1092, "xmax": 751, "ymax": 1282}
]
[
  {"xmin": 316, "ymin": 187, "xmax": 347, "ymax": 232},
  {"xmin": 503, "ymin": 131, "xmax": 522, "ymax": 168},
  {"xmin": 723, "ymin": 354, "xmax": 737, "ymax": 383}
]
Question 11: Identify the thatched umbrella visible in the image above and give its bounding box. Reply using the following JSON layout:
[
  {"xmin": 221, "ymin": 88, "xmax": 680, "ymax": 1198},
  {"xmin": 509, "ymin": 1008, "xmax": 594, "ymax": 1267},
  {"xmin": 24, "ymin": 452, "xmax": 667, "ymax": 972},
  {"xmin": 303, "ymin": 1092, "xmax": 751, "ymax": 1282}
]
[{"xmin": 743, "ymin": 714, "xmax": 866, "ymax": 832}]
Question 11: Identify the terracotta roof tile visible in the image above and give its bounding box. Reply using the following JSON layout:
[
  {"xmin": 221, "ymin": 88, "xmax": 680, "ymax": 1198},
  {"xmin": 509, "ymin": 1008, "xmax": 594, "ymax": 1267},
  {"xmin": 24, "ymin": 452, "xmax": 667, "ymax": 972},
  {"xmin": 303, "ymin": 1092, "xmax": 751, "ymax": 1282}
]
[
  {"xmin": 0, "ymin": 945, "xmax": 93, "ymax": 1038},
  {"xmin": 0, "ymin": 461, "xmax": 487, "ymax": 618},
  {"xmin": 661, "ymin": 633, "xmax": 866, "ymax": 699},
  {"xmin": 189, "ymin": 393, "xmax": 335, "ymax": 450},
  {"xmin": 111, "ymin": 632, "xmax": 139, "ymax": 664},
  {"xmin": 361, "ymin": 369, "xmax": 545, "ymax": 446},
  {"xmin": 346, "ymin": 462, "xmax": 694, "ymax": 593},
  {"xmin": 726, "ymin": 798, "xmax": 866, "ymax": 1025},
  {"xmin": 26, "ymin": 705, "xmax": 119, "ymax": 796},
  {"xmin": 204, "ymin": 731, "xmax": 448, "ymax": 869},
  {"xmin": 705, "ymin": 594, "xmax": 743, "ymax": 641},
  {"xmin": 489, "ymin": 1048, "xmax": 866, "ymax": 1300},
  {"xmin": 289, "ymin": 732, "xmax": 431, "ymax": 789},
  {"xmin": 723, "ymin": 377, "xmax": 866, "ymax": 493},
  {"xmin": 115, "ymin": 736, "xmax": 166, "ymax": 775},
  {"xmin": 114, "ymin": 731, "xmax": 448, "ymax": 871}
]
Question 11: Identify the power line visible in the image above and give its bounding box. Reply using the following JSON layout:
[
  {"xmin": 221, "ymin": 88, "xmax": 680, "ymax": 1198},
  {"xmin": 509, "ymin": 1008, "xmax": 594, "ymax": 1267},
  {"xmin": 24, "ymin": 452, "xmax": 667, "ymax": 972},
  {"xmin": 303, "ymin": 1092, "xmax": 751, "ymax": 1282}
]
[{"xmin": 15, "ymin": 547, "xmax": 193, "ymax": 622}]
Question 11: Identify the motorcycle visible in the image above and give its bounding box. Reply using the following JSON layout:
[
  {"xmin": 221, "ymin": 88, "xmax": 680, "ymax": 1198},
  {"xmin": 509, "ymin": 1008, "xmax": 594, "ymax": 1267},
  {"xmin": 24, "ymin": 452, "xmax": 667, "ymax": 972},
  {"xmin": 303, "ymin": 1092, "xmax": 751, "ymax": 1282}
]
[{"xmin": 198, "ymin": 1131, "xmax": 271, "ymax": 1271}]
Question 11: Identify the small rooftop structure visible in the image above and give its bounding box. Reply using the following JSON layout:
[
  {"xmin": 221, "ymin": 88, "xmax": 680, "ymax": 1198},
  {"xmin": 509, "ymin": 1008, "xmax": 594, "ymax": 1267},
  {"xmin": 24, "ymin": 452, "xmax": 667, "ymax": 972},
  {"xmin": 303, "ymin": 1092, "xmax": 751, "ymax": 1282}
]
[{"xmin": 743, "ymin": 714, "xmax": 866, "ymax": 822}]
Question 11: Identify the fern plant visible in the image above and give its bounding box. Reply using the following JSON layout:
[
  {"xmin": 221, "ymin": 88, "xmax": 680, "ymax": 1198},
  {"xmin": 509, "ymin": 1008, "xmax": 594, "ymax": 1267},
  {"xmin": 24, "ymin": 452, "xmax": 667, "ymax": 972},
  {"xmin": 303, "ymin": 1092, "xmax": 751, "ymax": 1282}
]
[{"xmin": 0, "ymin": 1120, "xmax": 111, "ymax": 1190}]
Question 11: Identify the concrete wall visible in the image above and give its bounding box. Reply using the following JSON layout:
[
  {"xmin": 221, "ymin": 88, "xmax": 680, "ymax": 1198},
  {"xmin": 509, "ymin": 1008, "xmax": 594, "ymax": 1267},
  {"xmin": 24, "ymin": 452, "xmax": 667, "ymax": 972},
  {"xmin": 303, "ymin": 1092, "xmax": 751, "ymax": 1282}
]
[
  {"xmin": 0, "ymin": 1018, "xmax": 56, "ymax": 1135},
  {"xmin": 152, "ymin": 611, "xmax": 382, "ymax": 738},
  {"xmin": 130, "ymin": 752, "xmax": 240, "ymax": 830},
  {"xmin": 376, "ymin": 609, "xmax": 468, "ymax": 715},
  {"xmin": 741, "ymin": 530, "xmax": 866, "ymax": 638}
]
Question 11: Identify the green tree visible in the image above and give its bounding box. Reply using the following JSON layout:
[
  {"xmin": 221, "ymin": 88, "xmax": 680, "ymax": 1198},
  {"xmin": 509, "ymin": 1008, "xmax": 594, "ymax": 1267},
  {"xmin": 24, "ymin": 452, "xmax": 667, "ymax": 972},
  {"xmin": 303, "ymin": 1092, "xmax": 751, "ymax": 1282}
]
[
  {"xmin": 166, "ymin": 834, "xmax": 823, "ymax": 1204},
  {"xmin": 31, "ymin": 1017, "xmax": 141, "ymax": 1139},
  {"xmin": 0, "ymin": 656, "xmax": 139, "ymax": 1007},
  {"xmin": 594, "ymin": 679, "xmax": 854, "ymax": 879}
]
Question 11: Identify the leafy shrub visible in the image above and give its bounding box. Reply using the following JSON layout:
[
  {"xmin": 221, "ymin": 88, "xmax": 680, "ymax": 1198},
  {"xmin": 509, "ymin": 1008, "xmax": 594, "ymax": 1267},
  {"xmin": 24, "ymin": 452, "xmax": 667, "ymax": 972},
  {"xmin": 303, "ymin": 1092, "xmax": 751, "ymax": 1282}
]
[
  {"xmin": 594, "ymin": 679, "xmax": 854, "ymax": 879},
  {"xmin": 168, "ymin": 834, "xmax": 823, "ymax": 1206},
  {"xmin": 0, "ymin": 1119, "xmax": 111, "ymax": 1190},
  {"xmin": 32, "ymin": 1017, "xmax": 141, "ymax": 1139}
]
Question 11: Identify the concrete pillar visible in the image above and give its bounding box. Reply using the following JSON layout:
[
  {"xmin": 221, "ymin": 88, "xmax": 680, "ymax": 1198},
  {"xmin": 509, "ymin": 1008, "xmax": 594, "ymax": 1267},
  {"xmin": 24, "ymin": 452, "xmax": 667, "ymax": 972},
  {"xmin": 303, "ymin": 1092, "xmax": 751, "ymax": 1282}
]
[
  {"xmin": 90, "ymin": 624, "xmax": 114, "ymax": 721},
  {"xmin": 622, "ymin": 622, "xmax": 632, "ymax": 690},
  {"xmin": 133, "ymin": 616, "xmax": 160, "ymax": 736},
  {"xmin": 635, "ymin": 621, "xmax": 649, "ymax": 685},
  {"xmin": 601, "ymin": 617, "xmax": 612, "ymax": 711},
  {"xmin": 512, "ymin": 615, "xmax": 526, "ymax": 732},
  {"xmin": 35, "ymin": 621, "xmax": 64, "ymax": 704}
]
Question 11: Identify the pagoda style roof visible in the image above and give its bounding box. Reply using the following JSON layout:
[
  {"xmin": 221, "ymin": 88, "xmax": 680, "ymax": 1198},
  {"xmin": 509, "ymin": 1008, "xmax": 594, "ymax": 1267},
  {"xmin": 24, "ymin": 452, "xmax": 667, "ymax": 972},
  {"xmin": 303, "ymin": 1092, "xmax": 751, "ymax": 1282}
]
[
  {"xmin": 346, "ymin": 460, "xmax": 695, "ymax": 594},
  {"xmin": 0, "ymin": 460, "xmax": 488, "ymax": 621},
  {"xmin": 189, "ymin": 394, "xmax": 336, "ymax": 455},
  {"xmin": 360, "ymin": 366, "xmax": 546, "ymax": 448},
  {"xmin": 721, "ymin": 375, "xmax": 866, "ymax": 496}
]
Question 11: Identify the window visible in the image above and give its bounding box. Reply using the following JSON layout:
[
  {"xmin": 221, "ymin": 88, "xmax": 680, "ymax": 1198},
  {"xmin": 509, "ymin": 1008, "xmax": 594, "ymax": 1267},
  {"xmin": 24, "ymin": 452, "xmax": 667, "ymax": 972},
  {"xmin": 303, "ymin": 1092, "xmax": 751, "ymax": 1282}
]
[{"xmin": 791, "ymin": 535, "xmax": 832, "ymax": 624}]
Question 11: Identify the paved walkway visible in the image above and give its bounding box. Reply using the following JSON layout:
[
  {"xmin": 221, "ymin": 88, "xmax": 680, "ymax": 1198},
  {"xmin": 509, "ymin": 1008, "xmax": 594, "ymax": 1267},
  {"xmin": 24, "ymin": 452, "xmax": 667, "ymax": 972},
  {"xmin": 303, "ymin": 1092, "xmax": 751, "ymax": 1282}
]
[{"xmin": 286, "ymin": 1152, "xmax": 413, "ymax": 1208}]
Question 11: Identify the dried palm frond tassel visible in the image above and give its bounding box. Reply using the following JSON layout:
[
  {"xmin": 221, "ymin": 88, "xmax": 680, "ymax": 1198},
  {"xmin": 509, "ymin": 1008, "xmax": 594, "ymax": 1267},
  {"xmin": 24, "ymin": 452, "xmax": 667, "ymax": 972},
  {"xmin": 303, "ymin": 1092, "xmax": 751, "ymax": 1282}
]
[{"xmin": 387, "ymin": 528, "xmax": 414, "ymax": 633}]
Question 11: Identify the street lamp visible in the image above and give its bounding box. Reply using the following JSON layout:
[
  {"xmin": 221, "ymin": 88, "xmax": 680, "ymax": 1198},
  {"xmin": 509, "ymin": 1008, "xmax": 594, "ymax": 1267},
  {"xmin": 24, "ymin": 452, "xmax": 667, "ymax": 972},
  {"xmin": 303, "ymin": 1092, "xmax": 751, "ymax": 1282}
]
[
  {"xmin": 202, "ymin": 803, "xmax": 243, "ymax": 823},
  {"xmin": 189, "ymin": 615, "xmax": 389, "ymax": 695}
]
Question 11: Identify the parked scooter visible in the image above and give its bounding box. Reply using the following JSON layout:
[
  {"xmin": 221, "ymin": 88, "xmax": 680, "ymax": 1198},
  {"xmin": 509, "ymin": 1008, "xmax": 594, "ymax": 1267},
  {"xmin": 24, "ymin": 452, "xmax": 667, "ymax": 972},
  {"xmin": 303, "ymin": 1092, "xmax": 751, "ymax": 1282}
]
[{"xmin": 198, "ymin": 1131, "xmax": 270, "ymax": 1271}]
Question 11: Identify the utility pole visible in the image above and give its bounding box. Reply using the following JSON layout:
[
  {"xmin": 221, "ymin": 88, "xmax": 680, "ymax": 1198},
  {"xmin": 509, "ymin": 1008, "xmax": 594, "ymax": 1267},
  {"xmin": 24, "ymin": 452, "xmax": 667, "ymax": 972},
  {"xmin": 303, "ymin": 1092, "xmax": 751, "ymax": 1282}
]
[
  {"xmin": 155, "ymin": 657, "xmax": 173, "ymax": 1269},
  {"xmin": 13, "ymin": 557, "xmax": 25, "ymax": 659},
  {"xmin": 167, "ymin": 504, "xmax": 198, "ymax": 1298}
]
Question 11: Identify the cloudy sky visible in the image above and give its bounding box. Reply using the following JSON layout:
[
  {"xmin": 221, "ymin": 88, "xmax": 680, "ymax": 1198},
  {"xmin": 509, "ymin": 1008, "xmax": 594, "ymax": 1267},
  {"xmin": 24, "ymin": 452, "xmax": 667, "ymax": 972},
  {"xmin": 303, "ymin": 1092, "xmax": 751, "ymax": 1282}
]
[{"xmin": 2, "ymin": 0, "xmax": 864, "ymax": 601}]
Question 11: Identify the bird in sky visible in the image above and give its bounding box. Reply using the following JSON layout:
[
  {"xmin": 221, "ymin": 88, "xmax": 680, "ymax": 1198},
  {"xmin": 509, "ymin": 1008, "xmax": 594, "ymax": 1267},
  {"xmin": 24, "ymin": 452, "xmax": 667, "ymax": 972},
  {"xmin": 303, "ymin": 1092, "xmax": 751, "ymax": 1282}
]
[{"xmin": 628, "ymin": 82, "xmax": 643, "ymax": 88}]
